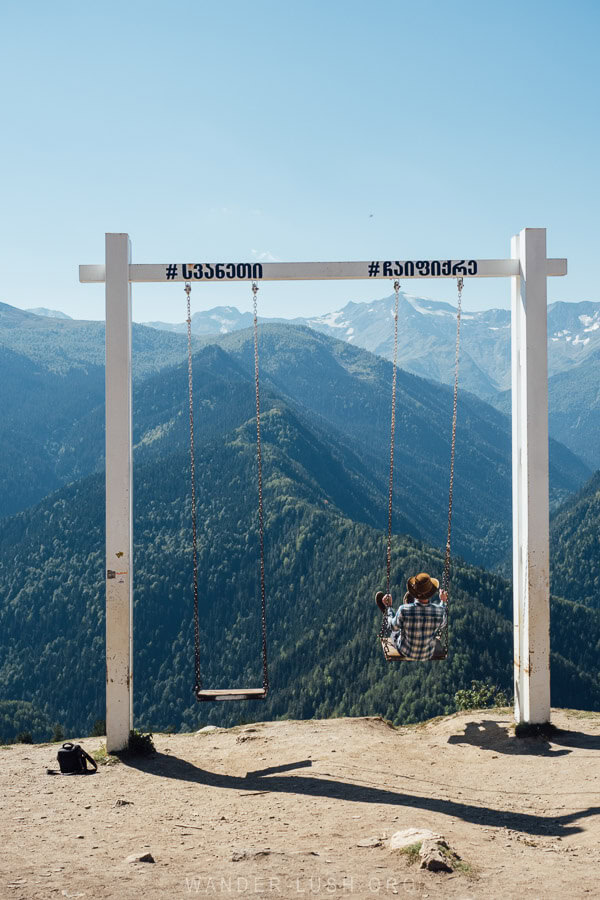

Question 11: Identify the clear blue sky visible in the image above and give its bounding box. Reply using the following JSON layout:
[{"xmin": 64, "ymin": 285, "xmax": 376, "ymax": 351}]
[{"xmin": 1, "ymin": 0, "xmax": 598, "ymax": 322}]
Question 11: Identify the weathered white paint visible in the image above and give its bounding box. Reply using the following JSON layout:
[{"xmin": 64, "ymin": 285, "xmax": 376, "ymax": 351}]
[
  {"xmin": 105, "ymin": 234, "xmax": 133, "ymax": 752},
  {"xmin": 511, "ymin": 228, "xmax": 552, "ymax": 725},
  {"xmin": 79, "ymin": 257, "xmax": 567, "ymax": 284}
]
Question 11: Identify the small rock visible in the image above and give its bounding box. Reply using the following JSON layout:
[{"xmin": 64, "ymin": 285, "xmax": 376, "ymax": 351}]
[
  {"xmin": 115, "ymin": 799, "xmax": 133, "ymax": 807},
  {"xmin": 389, "ymin": 828, "xmax": 442, "ymax": 850},
  {"xmin": 419, "ymin": 850, "xmax": 452, "ymax": 872},
  {"xmin": 357, "ymin": 837, "xmax": 383, "ymax": 848},
  {"xmin": 421, "ymin": 838, "xmax": 449, "ymax": 852},
  {"xmin": 231, "ymin": 849, "xmax": 271, "ymax": 862},
  {"xmin": 76, "ymin": 834, "xmax": 84, "ymax": 839},
  {"xmin": 126, "ymin": 852, "xmax": 155, "ymax": 864},
  {"xmin": 419, "ymin": 838, "xmax": 454, "ymax": 873}
]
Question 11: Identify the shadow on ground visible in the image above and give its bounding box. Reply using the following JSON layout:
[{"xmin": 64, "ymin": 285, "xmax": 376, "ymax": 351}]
[
  {"xmin": 447, "ymin": 717, "xmax": 600, "ymax": 757},
  {"xmin": 120, "ymin": 750, "xmax": 600, "ymax": 838}
]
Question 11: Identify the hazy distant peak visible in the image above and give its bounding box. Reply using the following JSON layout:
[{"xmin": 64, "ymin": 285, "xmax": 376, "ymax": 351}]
[{"xmin": 27, "ymin": 307, "xmax": 72, "ymax": 319}]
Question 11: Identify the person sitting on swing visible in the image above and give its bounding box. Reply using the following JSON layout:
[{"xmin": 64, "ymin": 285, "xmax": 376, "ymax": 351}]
[{"xmin": 376, "ymin": 572, "xmax": 448, "ymax": 660}]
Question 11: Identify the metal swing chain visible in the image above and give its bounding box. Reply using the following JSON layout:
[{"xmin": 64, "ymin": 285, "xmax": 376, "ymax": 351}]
[
  {"xmin": 442, "ymin": 277, "xmax": 463, "ymax": 599},
  {"xmin": 379, "ymin": 278, "xmax": 462, "ymax": 658},
  {"xmin": 252, "ymin": 283, "xmax": 270, "ymax": 695},
  {"xmin": 379, "ymin": 281, "xmax": 401, "ymax": 658},
  {"xmin": 386, "ymin": 280, "xmax": 401, "ymax": 595},
  {"xmin": 185, "ymin": 282, "xmax": 202, "ymax": 695}
]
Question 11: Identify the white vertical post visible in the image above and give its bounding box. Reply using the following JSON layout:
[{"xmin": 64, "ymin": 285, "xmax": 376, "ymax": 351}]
[
  {"xmin": 105, "ymin": 233, "xmax": 133, "ymax": 752},
  {"xmin": 511, "ymin": 228, "xmax": 551, "ymax": 724}
]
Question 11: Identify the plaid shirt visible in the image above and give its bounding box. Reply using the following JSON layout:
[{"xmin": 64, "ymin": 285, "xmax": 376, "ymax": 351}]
[{"xmin": 387, "ymin": 598, "xmax": 447, "ymax": 661}]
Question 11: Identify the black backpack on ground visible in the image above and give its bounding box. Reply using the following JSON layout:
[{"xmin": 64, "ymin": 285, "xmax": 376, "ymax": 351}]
[{"xmin": 56, "ymin": 742, "xmax": 98, "ymax": 774}]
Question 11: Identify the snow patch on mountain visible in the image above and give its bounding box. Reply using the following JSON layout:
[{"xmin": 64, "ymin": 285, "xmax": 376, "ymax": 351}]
[
  {"xmin": 406, "ymin": 298, "xmax": 453, "ymax": 317},
  {"xmin": 580, "ymin": 313, "xmax": 600, "ymax": 331},
  {"xmin": 313, "ymin": 310, "xmax": 349, "ymax": 329}
]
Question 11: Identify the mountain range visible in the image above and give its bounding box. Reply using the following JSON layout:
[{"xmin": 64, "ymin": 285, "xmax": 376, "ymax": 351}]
[
  {"xmin": 144, "ymin": 295, "xmax": 600, "ymax": 468},
  {"xmin": 0, "ymin": 304, "xmax": 589, "ymax": 566},
  {"xmin": 1, "ymin": 382, "xmax": 599, "ymax": 741},
  {"xmin": 1, "ymin": 300, "xmax": 598, "ymax": 741},
  {"xmin": 145, "ymin": 293, "xmax": 600, "ymax": 392}
]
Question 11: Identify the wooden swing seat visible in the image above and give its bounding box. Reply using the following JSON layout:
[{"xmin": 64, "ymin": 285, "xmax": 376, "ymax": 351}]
[
  {"xmin": 381, "ymin": 637, "xmax": 404, "ymax": 659},
  {"xmin": 195, "ymin": 688, "xmax": 267, "ymax": 702},
  {"xmin": 380, "ymin": 637, "xmax": 447, "ymax": 662}
]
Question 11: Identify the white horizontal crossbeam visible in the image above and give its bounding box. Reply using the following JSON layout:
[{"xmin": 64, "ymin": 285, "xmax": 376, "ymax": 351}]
[{"xmin": 79, "ymin": 257, "xmax": 567, "ymax": 284}]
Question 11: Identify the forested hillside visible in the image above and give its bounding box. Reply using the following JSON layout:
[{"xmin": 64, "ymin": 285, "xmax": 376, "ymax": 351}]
[
  {"xmin": 551, "ymin": 470, "xmax": 600, "ymax": 606},
  {"xmin": 1, "ymin": 309, "xmax": 597, "ymax": 743},
  {"xmin": 494, "ymin": 351, "xmax": 600, "ymax": 471},
  {"xmin": 540, "ymin": 350, "xmax": 600, "ymax": 471},
  {"xmin": 164, "ymin": 325, "xmax": 589, "ymax": 567},
  {"xmin": 0, "ymin": 305, "xmax": 591, "ymax": 535},
  {"xmin": 1, "ymin": 403, "xmax": 599, "ymax": 743},
  {"xmin": 38, "ymin": 323, "xmax": 586, "ymax": 569},
  {"xmin": 0, "ymin": 344, "xmax": 104, "ymax": 515},
  {"xmin": 0, "ymin": 301, "xmax": 195, "ymax": 375},
  {"xmin": 148, "ymin": 294, "xmax": 600, "ymax": 470},
  {"xmin": 0, "ymin": 303, "xmax": 198, "ymax": 515}
]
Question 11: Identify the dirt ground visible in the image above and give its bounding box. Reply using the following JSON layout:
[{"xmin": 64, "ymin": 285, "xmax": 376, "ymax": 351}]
[{"xmin": 2, "ymin": 709, "xmax": 600, "ymax": 900}]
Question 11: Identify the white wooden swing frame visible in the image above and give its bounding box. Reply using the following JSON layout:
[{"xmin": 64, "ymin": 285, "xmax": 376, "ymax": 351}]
[{"xmin": 80, "ymin": 228, "xmax": 566, "ymax": 752}]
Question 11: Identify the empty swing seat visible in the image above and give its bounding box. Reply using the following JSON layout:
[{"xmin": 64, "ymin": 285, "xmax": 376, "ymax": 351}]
[
  {"xmin": 195, "ymin": 688, "xmax": 267, "ymax": 702},
  {"xmin": 186, "ymin": 281, "xmax": 271, "ymax": 704}
]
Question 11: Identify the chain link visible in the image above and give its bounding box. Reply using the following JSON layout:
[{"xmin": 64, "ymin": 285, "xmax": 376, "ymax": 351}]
[
  {"xmin": 187, "ymin": 280, "xmax": 269, "ymax": 698},
  {"xmin": 386, "ymin": 280, "xmax": 400, "ymax": 595},
  {"xmin": 252, "ymin": 283, "xmax": 270, "ymax": 695},
  {"xmin": 438, "ymin": 276, "xmax": 463, "ymax": 653},
  {"xmin": 443, "ymin": 277, "xmax": 463, "ymax": 593},
  {"xmin": 379, "ymin": 281, "xmax": 401, "ymax": 660},
  {"xmin": 185, "ymin": 282, "xmax": 202, "ymax": 694}
]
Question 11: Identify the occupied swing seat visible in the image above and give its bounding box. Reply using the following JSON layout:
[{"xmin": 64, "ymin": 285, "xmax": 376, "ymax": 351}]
[
  {"xmin": 195, "ymin": 688, "xmax": 267, "ymax": 702},
  {"xmin": 381, "ymin": 636, "xmax": 447, "ymax": 661}
]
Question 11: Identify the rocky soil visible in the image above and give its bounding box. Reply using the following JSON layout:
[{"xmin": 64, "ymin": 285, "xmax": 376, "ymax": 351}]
[{"xmin": 2, "ymin": 709, "xmax": 600, "ymax": 899}]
